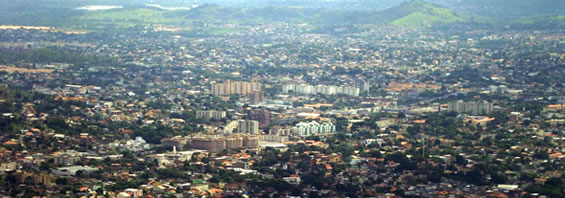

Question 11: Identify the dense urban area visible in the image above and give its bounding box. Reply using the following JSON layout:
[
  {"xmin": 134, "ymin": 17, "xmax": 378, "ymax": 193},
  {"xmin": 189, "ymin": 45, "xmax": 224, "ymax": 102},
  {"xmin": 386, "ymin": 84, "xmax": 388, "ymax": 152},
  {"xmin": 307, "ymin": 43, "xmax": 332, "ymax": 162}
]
[{"xmin": 0, "ymin": 0, "xmax": 565, "ymax": 197}]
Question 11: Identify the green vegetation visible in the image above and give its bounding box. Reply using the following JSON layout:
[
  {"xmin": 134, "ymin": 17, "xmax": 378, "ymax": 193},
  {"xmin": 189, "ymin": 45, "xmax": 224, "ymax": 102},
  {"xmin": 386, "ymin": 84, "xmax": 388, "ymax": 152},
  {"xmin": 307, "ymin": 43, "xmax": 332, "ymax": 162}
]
[
  {"xmin": 509, "ymin": 15, "xmax": 565, "ymax": 29},
  {"xmin": 0, "ymin": 47, "xmax": 116, "ymax": 65},
  {"xmin": 0, "ymin": 0, "xmax": 563, "ymax": 31},
  {"xmin": 77, "ymin": 7, "xmax": 186, "ymax": 27},
  {"xmin": 388, "ymin": 1, "xmax": 465, "ymax": 26}
]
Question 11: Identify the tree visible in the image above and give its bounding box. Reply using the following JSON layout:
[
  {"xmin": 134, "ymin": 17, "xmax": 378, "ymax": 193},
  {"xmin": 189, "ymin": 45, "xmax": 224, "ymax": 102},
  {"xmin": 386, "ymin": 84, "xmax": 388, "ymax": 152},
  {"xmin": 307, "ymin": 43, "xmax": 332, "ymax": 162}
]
[
  {"xmin": 533, "ymin": 151, "xmax": 549, "ymax": 159},
  {"xmin": 24, "ymin": 176, "xmax": 33, "ymax": 185},
  {"xmin": 455, "ymin": 155, "xmax": 467, "ymax": 165},
  {"xmin": 40, "ymin": 162, "xmax": 53, "ymax": 171},
  {"xmin": 55, "ymin": 177, "xmax": 69, "ymax": 186},
  {"xmin": 75, "ymin": 170, "xmax": 86, "ymax": 178},
  {"xmin": 334, "ymin": 117, "xmax": 349, "ymax": 132},
  {"xmin": 397, "ymin": 112, "xmax": 406, "ymax": 119}
]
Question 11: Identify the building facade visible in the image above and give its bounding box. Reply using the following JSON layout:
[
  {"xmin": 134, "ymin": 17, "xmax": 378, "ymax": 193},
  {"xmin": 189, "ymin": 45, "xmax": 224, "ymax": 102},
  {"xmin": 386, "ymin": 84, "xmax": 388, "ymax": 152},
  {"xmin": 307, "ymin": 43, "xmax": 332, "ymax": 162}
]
[
  {"xmin": 448, "ymin": 100, "xmax": 493, "ymax": 115},
  {"xmin": 190, "ymin": 135, "xmax": 260, "ymax": 152},
  {"xmin": 238, "ymin": 120, "xmax": 259, "ymax": 134},
  {"xmin": 247, "ymin": 109, "xmax": 272, "ymax": 128},
  {"xmin": 196, "ymin": 110, "xmax": 227, "ymax": 120},
  {"xmin": 282, "ymin": 84, "xmax": 360, "ymax": 97},
  {"xmin": 291, "ymin": 121, "xmax": 336, "ymax": 137},
  {"xmin": 211, "ymin": 80, "xmax": 262, "ymax": 96},
  {"xmin": 355, "ymin": 80, "xmax": 371, "ymax": 92}
]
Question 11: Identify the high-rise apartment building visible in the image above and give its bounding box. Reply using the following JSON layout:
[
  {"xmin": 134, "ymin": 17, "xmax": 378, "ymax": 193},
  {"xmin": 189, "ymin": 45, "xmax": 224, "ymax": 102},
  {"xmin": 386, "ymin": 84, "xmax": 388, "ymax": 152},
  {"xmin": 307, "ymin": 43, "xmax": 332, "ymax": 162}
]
[
  {"xmin": 211, "ymin": 80, "xmax": 262, "ymax": 96},
  {"xmin": 247, "ymin": 109, "xmax": 272, "ymax": 127},
  {"xmin": 355, "ymin": 80, "xmax": 371, "ymax": 92},
  {"xmin": 196, "ymin": 110, "xmax": 227, "ymax": 120},
  {"xmin": 190, "ymin": 135, "xmax": 260, "ymax": 152},
  {"xmin": 282, "ymin": 84, "xmax": 359, "ymax": 97},
  {"xmin": 448, "ymin": 100, "xmax": 493, "ymax": 115},
  {"xmin": 238, "ymin": 120, "xmax": 260, "ymax": 134},
  {"xmin": 291, "ymin": 121, "xmax": 336, "ymax": 137}
]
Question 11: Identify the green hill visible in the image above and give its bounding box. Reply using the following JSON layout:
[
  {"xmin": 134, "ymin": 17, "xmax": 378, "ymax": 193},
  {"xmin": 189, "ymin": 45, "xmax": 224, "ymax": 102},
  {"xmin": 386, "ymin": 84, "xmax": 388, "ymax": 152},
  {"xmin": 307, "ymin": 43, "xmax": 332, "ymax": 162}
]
[
  {"xmin": 385, "ymin": 0, "xmax": 466, "ymax": 26},
  {"xmin": 169, "ymin": 1, "xmax": 468, "ymax": 26},
  {"xmin": 171, "ymin": 4, "xmax": 323, "ymax": 24},
  {"xmin": 319, "ymin": 0, "xmax": 468, "ymax": 25}
]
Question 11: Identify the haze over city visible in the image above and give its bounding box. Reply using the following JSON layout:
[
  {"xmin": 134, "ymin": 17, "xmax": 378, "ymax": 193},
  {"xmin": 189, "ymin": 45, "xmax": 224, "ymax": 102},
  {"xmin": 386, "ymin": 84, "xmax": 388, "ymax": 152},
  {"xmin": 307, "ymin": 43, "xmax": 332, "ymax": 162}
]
[{"xmin": 0, "ymin": 0, "xmax": 564, "ymax": 197}]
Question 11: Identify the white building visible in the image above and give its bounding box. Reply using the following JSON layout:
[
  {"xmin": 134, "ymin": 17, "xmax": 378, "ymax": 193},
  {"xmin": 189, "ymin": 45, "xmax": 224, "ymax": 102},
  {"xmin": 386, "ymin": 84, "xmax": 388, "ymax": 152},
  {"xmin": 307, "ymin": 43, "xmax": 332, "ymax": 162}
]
[
  {"xmin": 291, "ymin": 121, "xmax": 336, "ymax": 137},
  {"xmin": 109, "ymin": 137, "xmax": 150, "ymax": 152},
  {"xmin": 196, "ymin": 110, "xmax": 227, "ymax": 120},
  {"xmin": 238, "ymin": 120, "xmax": 259, "ymax": 134},
  {"xmin": 282, "ymin": 84, "xmax": 359, "ymax": 97}
]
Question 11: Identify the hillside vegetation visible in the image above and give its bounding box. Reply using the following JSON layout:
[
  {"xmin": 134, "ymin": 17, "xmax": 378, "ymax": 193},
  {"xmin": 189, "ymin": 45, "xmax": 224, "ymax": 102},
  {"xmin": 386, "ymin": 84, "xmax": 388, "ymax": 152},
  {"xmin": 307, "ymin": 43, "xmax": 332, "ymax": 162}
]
[
  {"xmin": 387, "ymin": 1, "xmax": 466, "ymax": 25},
  {"xmin": 0, "ymin": 0, "xmax": 562, "ymax": 30}
]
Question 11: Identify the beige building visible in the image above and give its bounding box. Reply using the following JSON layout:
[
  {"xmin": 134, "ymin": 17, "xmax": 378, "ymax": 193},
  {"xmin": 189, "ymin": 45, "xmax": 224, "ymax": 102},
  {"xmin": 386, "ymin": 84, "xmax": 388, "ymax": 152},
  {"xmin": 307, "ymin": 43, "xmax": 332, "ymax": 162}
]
[
  {"xmin": 161, "ymin": 136, "xmax": 189, "ymax": 150},
  {"xmin": 53, "ymin": 150, "xmax": 82, "ymax": 166},
  {"xmin": 190, "ymin": 135, "xmax": 260, "ymax": 152}
]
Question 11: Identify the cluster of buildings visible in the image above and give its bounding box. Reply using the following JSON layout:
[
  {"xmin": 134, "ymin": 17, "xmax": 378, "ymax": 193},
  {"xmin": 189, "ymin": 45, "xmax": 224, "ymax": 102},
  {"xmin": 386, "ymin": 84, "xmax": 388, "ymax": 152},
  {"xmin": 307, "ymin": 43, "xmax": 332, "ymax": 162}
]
[
  {"xmin": 108, "ymin": 137, "xmax": 150, "ymax": 152},
  {"xmin": 291, "ymin": 121, "xmax": 336, "ymax": 137},
  {"xmin": 211, "ymin": 80, "xmax": 264, "ymax": 104},
  {"xmin": 282, "ymin": 84, "xmax": 360, "ymax": 97},
  {"xmin": 0, "ymin": 18, "xmax": 564, "ymax": 197},
  {"xmin": 268, "ymin": 121, "xmax": 336, "ymax": 137},
  {"xmin": 190, "ymin": 135, "xmax": 260, "ymax": 152},
  {"xmin": 211, "ymin": 81, "xmax": 262, "ymax": 96},
  {"xmin": 161, "ymin": 134, "xmax": 262, "ymax": 153}
]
